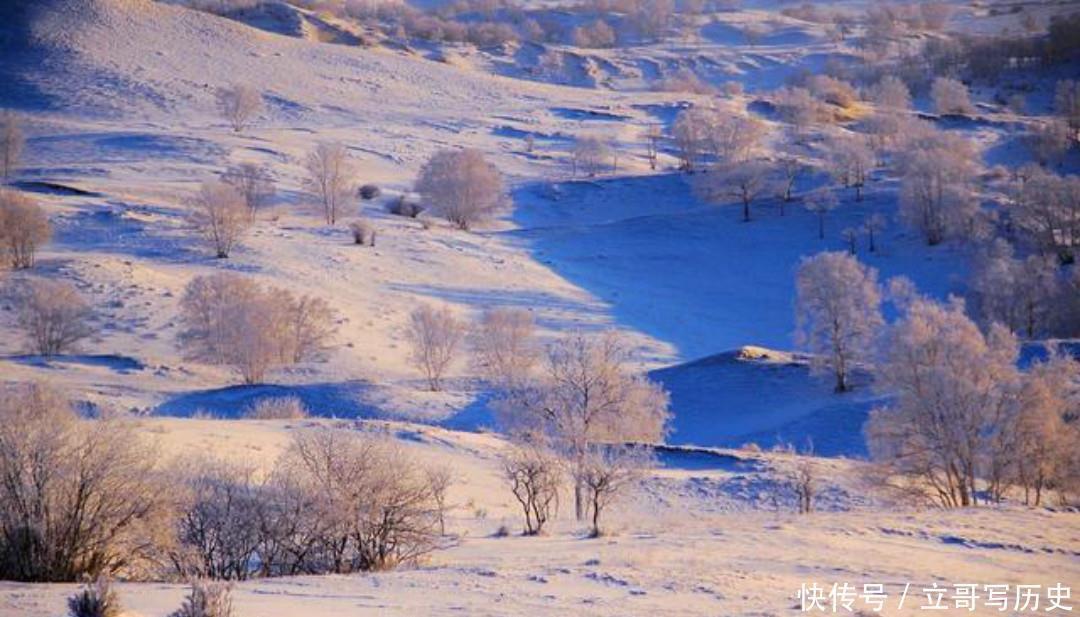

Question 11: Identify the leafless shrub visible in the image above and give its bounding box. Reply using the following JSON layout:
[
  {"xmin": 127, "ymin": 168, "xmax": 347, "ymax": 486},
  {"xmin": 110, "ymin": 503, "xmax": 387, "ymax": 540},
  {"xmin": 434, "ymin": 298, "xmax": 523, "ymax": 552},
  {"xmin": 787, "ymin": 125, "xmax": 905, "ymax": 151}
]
[
  {"xmin": 221, "ymin": 163, "xmax": 274, "ymax": 221},
  {"xmin": 0, "ymin": 383, "xmax": 166, "ymax": 581},
  {"xmin": 806, "ymin": 75, "xmax": 859, "ymax": 109},
  {"xmin": 415, "ymin": 149, "xmax": 506, "ymax": 230},
  {"xmin": 243, "ymin": 396, "xmax": 309, "ymax": 420},
  {"xmin": 67, "ymin": 577, "xmax": 122, "ymax": 617},
  {"xmin": 774, "ymin": 87, "xmax": 830, "ymax": 134},
  {"xmin": 0, "ymin": 188, "xmax": 51, "ymax": 269},
  {"xmin": 172, "ymin": 459, "xmax": 262, "ymax": 581},
  {"xmin": 177, "ymin": 273, "xmax": 336, "ymax": 384},
  {"xmin": 187, "ymin": 181, "xmax": 249, "ymax": 258},
  {"xmin": 795, "ymin": 251, "xmax": 884, "ymax": 392},
  {"xmin": 579, "ymin": 445, "xmax": 650, "ymax": 537},
  {"xmin": 216, "ymin": 84, "xmax": 262, "ymax": 133},
  {"xmin": 348, "ymin": 219, "xmax": 376, "ymax": 246},
  {"xmin": 169, "ymin": 580, "xmax": 233, "ymax": 617},
  {"xmin": 502, "ymin": 440, "xmax": 562, "ymax": 535},
  {"xmin": 305, "ymin": 142, "xmax": 356, "ymax": 225},
  {"xmin": 930, "ymin": 77, "xmax": 974, "ymax": 116},
  {"xmin": 406, "ymin": 304, "xmax": 466, "ymax": 391},
  {"xmin": 1, "ymin": 111, "xmax": 24, "ymax": 181},
  {"xmin": 471, "ymin": 307, "xmax": 539, "ymax": 389},
  {"xmin": 10, "ymin": 278, "xmax": 95, "ymax": 356}
]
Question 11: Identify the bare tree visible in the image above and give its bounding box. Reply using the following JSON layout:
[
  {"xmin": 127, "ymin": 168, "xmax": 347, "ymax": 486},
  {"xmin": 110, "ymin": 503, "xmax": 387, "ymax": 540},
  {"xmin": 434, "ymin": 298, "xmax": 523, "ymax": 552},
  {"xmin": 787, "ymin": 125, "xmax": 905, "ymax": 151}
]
[
  {"xmin": 795, "ymin": 251, "xmax": 884, "ymax": 392},
  {"xmin": 471, "ymin": 307, "xmax": 539, "ymax": 389},
  {"xmin": 187, "ymin": 181, "xmax": 249, "ymax": 258},
  {"xmin": 1028, "ymin": 119, "xmax": 1072, "ymax": 166},
  {"xmin": 803, "ymin": 189, "xmax": 838, "ymax": 240},
  {"xmin": 774, "ymin": 87, "xmax": 828, "ymax": 136},
  {"xmin": 841, "ymin": 227, "xmax": 859, "ymax": 254},
  {"xmin": 222, "ymin": 162, "xmax": 274, "ymax": 221},
  {"xmin": 216, "ymin": 84, "xmax": 262, "ymax": 133},
  {"xmin": 10, "ymin": 278, "xmax": 95, "ymax": 356},
  {"xmin": 0, "ymin": 112, "xmax": 24, "ymax": 181},
  {"xmin": 579, "ymin": 445, "xmax": 650, "ymax": 537},
  {"xmin": 425, "ymin": 467, "xmax": 453, "ymax": 536},
  {"xmin": 502, "ymin": 440, "xmax": 562, "ymax": 535},
  {"xmin": 177, "ymin": 273, "xmax": 336, "ymax": 384},
  {"xmin": 865, "ymin": 297, "xmax": 1019, "ymax": 507},
  {"xmin": 672, "ymin": 107, "xmax": 711, "ymax": 171},
  {"xmin": 415, "ymin": 149, "xmax": 506, "ymax": 230},
  {"xmin": 0, "ymin": 383, "xmax": 165, "ymax": 582},
  {"xmin": 967, "ymin": 242, "xmax": 1059, "ymax": 338},
  {"xmin": 0, "ymin": 188, "xmax": 51, "ymax": 269},
  {"xmin": 693, "ymin": 160, "xmax": 774, "ymax": 222},
  {"xmin": 571, "ymin": 136, "xmax": 610, "ymax": 177},
  {"xmin": 930, "ymin": 77, "xmax": 974, "ymax": 116},
  {"xmin": 305, "ymin": 142, "xmax": 355, "ymax": 225},
  {"xmin": 644, "ymin": 124, "xmax": 662, "ymax": 170},
  {"xmin": 406, "ymin": 304, "xmax": 466, "ymax": 391},
  {"xmin": 497, "ymin": 331, "xmax": 669, "ymax": 520}
]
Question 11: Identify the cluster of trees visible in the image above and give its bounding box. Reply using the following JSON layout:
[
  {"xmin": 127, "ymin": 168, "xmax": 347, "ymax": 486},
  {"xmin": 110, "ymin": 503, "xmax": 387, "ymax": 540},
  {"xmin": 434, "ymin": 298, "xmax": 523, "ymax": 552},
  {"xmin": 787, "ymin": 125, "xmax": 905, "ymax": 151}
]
[
  {"xmin": 793, "ymin": 251, "xmax": 1079, "ymax": 507},
  {"xmin": 177, "ymin": 273, "xmax": 337, "ymax": 384},
  {"xmin": 0, "ymin": 383, "xmax": 448, "ymax": 584}
]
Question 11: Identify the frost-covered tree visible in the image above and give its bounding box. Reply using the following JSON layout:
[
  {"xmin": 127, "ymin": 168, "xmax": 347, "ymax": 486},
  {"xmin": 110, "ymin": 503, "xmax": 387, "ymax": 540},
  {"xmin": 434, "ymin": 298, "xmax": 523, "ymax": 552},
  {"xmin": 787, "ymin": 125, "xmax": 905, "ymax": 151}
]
[
  {"xmin": 692, "ymin": 160, "xmax": 773, "ymax": 222},
  {"xmin": 1054, "ymin": 79, "xmax": 1080, "ymax": 142},
  {"xmin": 216, "ymin": 84, "xmax": 262, "ymax": 133},
  {"xmin": 795, "ymin": 251, "xmax": 884, "ymax": 392},
  {"xmin": 863, "ymin": 213, "xmax": 886, "ymax": 252},
  {"xmin": 0, "ymin": 188, "xmax": 51, "ymax": 269},
  {"xmin": 1010, "ymin": 164, "xmax": 1080, "ymax": 263},
  {"xmin": 1028, "ymin": 119, "xmax": 1073, "ymax": 166},
  {"xmin": 774, "ymin": 87, "xmax": 828, "ymax": 135},
  {"xmin": 777, "ymin": 156, "xmax": 806, "ymax": 208},
  {"xmin": 178, "ymin": 274, "xmax": 335, "ymax": 384},
  {"xmin": 827, "ymin": 134, "xmax": 874, "ymax": 201},
  {"xmin": 187, "ymin": 181, "xmax": 249, "ymax": 258},
  {"xmin": 930, "ymin": 77, "xmax": 974, "ymax": 116},
  {"xmin": 571, "ymin": 136, "xmax": 611, "ymax": 177},
  {"xmin": 222, "ymin": 162, "xmax": 274, "ymax": 221},
  {"xmin": 897, "ymin": 128, "xmax": 980, "ymax": 245},
  {"xmin": 406, "ymin": 304, "xmax": 466, "ymax": 391},
  {"xmin": 415, "ymin": 149, "xmax": 506, "ymax": 230},
  {"xmin": 803, "ymin": 188, "xmax": 838, "ymax": 239},
  {"xmin": 871, "ymin": 75, "xmax": 912, "ymax": 111},
  {"xmin": 305, "ymin": 142, "xmax": 355, "ymax": 226},
  {"xmin": 644, "ymin": 124, "xmax": 662, "ymax": 170},
  {"xmin": 0, "ymin": 111, "xmax": 24, "ymax": 181},
  {"xmin": 865, "ymin": 297, "xmax": 1020, "ymax": 507},
  {"xmin": 967, "ymin": 242, "xmax": 1059, "ymax": 338},
  {"xmin": 471, "ymin": 307, "xmax": 539, "ymax": 389},
  {"xmin": 9, "ymin": 278, "xmax": 95, "ymax": 356},
  {"xmin": 672, "ymin": 108, "xmax": 764, "ymax": 170}
]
